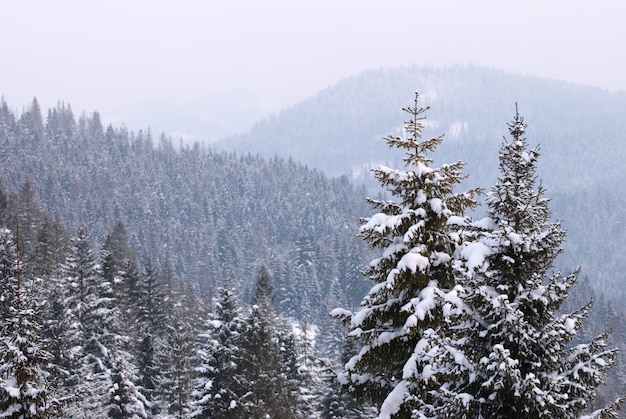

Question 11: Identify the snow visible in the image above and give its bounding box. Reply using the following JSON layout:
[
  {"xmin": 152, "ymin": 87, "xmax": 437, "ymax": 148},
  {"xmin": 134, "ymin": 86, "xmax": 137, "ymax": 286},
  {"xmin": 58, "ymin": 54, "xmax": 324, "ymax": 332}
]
[
  {"xmin": 377, "ymin": 162, "xmax": 433, "ymax": 180},
  {"xmin": 376, "ymin": 330, "xmax": 402, "ymax": 347},
  {"xmin": 443, "ymin": 286, "xmax": 464, "ymax": 318},
  {"xmin": 3, "ymin": 377, "xmax": 20, "ymax": 398},
  {"xmin": 461, "ymin": 241, "xmax": 492, "ymax": 272},
  {"xmin": 519, "ymin": 150, "xmax": 536, "ymax": 164},
  {"xmin": 422, "ymin": 364, "xmax": 435, "ymax": 382},
  {"xmin": 431, "ymin": 251, "xmax": 451, "ymax": 266},
  {"xmin": 430, "ymin": 198, "xmax": 442, "ymax": 214},
  {"xmin": 383, "ymin": 241, "xmax": 408, "ymax": 259},
  {"xmin": 329, "ymin": 307, "xmax": 352, "ymax": 319},
  {"xmin": 593, "ymin": 358, "xmax": 608, "ymax": 367},
  {"xmin": 208, "ymin": 320, "xmax": 222, "ymax": 328},
  {"xmin": 367, "ymin": 281, "xmax": 386, "ymax": 296},
  {"xmin": 402, "ymin": 282, "xmax": 438, "ymax": 321},
  {"xmin": 397, "ymin": 249, "xmax": 429, "ymax": 274},
  {"xmin": 403, "ymin": 313, "xmax": 418, "ymax": 330},
  {"xmin": 564, "ymin": 317, "xmax": 577, "ymax": 334},
  {"xmin": 379, "ymin": 380, "xmax": 409, "ymax": 419},
  {"xmin": 344, "ymin": 344, "xmax": 370, "ymax": 372},
  {"xmin": 447, "ymin": 215, "xmax": 468, "ymax": 227},
  {"xmin": 404, "ymin": 222, "xmax": 425, "ymax": 243},
  {"xmin": 415, "ymin": 189, "xmax": 427, "ymax": 205},
  {"xmin": 403, "ymin": 352, "xmax": 419, "ymax": 380},
  {"xmin": 350, "ymin": 307, "xmax": 372, "ymax": 328},
  {"xmin": 361, "ymin": 212, "xmax": 402, "ymax": 234},
  {"xmin": 336, "ymin": 371, "xmax": 349, "ymax": 386},
  {"xmin": 472, "ymin": 216, "xmax": 498, "ymax": 230},
  {"xmin": 507, "ymin": 231, "xmax": 523, "ymax": 246},
  {"xmin": 417, "ymin": 284, "xmax": 438, "ymax": 320},
  {"xmin": 455, "ymin": 393, "xmax": 474, "ymax": 408}
]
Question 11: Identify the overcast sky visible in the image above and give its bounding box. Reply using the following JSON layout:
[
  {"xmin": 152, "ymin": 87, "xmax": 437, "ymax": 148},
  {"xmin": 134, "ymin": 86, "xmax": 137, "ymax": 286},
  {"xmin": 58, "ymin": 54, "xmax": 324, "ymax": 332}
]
[{"xmin": 2, "ymin": 0, "xmax": 624, "ymax": 138}]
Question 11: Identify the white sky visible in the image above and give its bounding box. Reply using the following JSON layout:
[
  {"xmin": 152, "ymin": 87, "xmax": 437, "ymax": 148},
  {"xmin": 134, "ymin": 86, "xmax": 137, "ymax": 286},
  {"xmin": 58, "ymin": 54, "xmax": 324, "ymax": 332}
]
[{"xmin": 2, "ymin": 0, "xmax": 624, "ymax": 136}]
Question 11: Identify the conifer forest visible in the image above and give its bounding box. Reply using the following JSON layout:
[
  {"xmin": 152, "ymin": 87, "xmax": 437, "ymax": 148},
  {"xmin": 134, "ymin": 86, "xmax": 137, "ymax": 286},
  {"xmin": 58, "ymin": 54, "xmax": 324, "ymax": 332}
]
[{"xmin": 1, "ymin": 66, "xmax": 626, "ymax": 418}]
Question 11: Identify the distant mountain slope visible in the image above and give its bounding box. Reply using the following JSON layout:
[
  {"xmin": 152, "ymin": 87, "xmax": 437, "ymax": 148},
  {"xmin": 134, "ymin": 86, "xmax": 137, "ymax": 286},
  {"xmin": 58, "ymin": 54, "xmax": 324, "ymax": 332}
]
[
  {"xmin": 217, "ymin": 65, "xmax": 626, "ymax": 192},
  {"xmin": 216, "ymin": 65, "xmax": 626, "ymax": 296}
]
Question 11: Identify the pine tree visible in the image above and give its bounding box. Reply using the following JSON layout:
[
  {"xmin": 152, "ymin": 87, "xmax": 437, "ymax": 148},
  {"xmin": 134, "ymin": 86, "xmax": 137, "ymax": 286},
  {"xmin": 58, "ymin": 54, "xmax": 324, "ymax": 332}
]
[
  {"xmin": 161, "ymin": 277, "xmax": 199, "ymax": 418},
  {"xmin": 456, "ymin": 107, "xmax": 623, "ymax": 418},
  {"xmin": 322, "ymin": 321, "xmax": 377, "ymax": 418},
  {"xmin": 15, "ymin": 181, "xmax": 43, "ymax": 262},
  {"xmin": 134, "ymin": 256, "xmax": 167, "ymax": 414},
  {"xmin": 334, "ymin": 93, "xmax": 479, "ymax": 418},
  {"xmin": 239, "ymin": 265, "xmax": 298, "ymax": 418},
  {"xmin": 31, "ymin": 214, "xmax": 68, "ymax": 281},
  {"xmin": 0, "ymin": 181, "xmax": 9, "ymax": 229},
  {"xmin": 291, "ymin": 233, "xmax": 321, "ymax": 320},
  {"xmin": 107, "ymin": 358, "xmax": 148, "ymax": 419},
  {"xmin": 192, "ymin": 285, "xmax": 249, "ymax": 418},
  {"xmin": 280, "ymin": 318, "xmax": 321, "ymax": 418},
  {"xmin": 103, "ymin": 220, "xmax": 133, "ymax": 279},
  {"xmin": 59, "ymin": 228, "xmax": 129, "ymax": 416},
  {"xmin": 0, "ymin": 227, "xmax": 62, "ymax": 417}
]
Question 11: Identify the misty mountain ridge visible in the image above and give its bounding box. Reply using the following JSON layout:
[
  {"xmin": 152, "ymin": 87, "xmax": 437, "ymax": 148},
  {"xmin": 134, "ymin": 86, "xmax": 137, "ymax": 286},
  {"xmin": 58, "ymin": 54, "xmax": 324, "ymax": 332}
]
[
  {"xmin": 216, "ymin": 65, "xmax": 626, "ymax": 194},
  {"xmin": 211, "ymin": 65, "xmax": 626, "ymax": 298}
]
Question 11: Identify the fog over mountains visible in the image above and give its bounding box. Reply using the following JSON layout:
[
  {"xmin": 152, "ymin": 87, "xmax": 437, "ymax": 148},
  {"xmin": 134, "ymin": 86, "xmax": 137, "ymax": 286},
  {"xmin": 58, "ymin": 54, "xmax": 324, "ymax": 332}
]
[{"xmin": 219, "ymin": 66, "xmax": 624, "ymax": 185}]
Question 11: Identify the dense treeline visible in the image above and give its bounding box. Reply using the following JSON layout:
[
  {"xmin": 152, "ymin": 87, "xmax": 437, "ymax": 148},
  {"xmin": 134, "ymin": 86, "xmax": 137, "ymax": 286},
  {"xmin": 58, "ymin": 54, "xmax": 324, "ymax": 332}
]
[
  {"xmin": 0, "ymin": 98, "xmax": 372, "ymax": 335},
  {"xmin": 0, "ymin": 96, "xmax": 382, "ymax": 416},
  {"xmin": 0, "ymin": 184, "xmax": 365, "ymax": 416}
]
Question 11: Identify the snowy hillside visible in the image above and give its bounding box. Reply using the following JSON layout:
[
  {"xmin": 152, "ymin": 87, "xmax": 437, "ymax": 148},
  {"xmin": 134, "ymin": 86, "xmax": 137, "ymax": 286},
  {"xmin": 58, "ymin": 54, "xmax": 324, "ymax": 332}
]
[{"xmin": 216, "ymin": 65, "xmax": 626, "ymax": 296}]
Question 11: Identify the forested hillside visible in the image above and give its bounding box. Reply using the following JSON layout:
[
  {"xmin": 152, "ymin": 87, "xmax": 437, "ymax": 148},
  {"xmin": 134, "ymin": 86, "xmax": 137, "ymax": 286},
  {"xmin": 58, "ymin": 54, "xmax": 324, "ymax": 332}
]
[
  {"xmin": 0, "ymin": 182, "xmax": 364, "ymax": 417},
  {"xmin": 217, "ymin": 65, "xmax": 626, "ymax": 298},
  {"xmin": 0, "ymin": 98, "xmax": 372, "ymax": 332},
  {"xmin": 0, "ymin": 98, "xmax": 382, "ymax": 416},
  {"xmin": 220, "ymin": 65, "xmax": 626, "ymax": 188},
  {"xmin": 1, "ymin": 66, "xmax": 625, "ymax": 416}
]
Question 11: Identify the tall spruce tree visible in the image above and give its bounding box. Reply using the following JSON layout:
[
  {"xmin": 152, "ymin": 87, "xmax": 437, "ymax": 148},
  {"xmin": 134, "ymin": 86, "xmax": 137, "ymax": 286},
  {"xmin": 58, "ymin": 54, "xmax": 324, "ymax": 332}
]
[
  {"xmin": 59, "ymin": 228, "xmax": 130, "ymax": 417},
  {"xmin": 335, "ymin": 93, "xmax": 479, "ymax": 418},
  {"xmin": 455, "ymin": 107, "xmax": 623, "ymax": 418},
  {"xmin": 134, "ymin": 256, "xmax": 167, "ymax": 415},
  {"xmin": 161, "ymin": 278, "xmax": 198, "ymax": 418},
  {"xmin": 192, "ymin": 285, "xmax": 249, "ymax": 418},
  {"xmin": 239, "ymin": 265, "xmax": 298, "ymax": 418},
  {"xmin": 107, "ymin": 357, "xmax": 148, "ymax": 419},
  {"xmin": 0, "ymin": 227, "xmax": 62, "ymax": 417}
]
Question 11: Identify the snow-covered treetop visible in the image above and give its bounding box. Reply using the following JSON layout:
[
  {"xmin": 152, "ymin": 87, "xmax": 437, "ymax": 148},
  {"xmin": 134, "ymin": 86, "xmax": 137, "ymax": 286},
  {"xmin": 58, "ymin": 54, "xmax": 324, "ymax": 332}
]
[{"xmin": 338, "ymin": 92, "xmax": 481, "ymax": 417}]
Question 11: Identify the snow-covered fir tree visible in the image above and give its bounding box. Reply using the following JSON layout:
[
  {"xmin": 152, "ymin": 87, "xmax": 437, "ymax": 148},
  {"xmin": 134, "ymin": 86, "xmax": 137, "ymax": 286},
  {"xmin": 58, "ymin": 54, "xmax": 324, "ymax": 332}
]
[
  {"xmin": 161, "ymin": 277, "xmax": 199, "ymax": 418},
  {"xmin": 192, "ymin": 284, "xmax": 249, "ymax": 418},
  {"xmin": 107, "ymin": 357, "xmax": 148, "ymax": 419},
  {"xmin": 0, "ymin": 227, "xmax": 62, "ymax": 418},
  {"xmin": 454, "ymin": 107, "xmax": 623, "ymax": 418},
  {"xmin": 240, "ymin": 266, "xmax": 294, "ymax": 418},
  {"xmin": 58, "ymin": 228, "xmax": 135, "ymax": 417},
  {"xmin": 277, "ymin": 317, "xmax": 319, "ymax": 418},
  {"xmin": 334, "ymin": 93, "xmax": 480, "ymax": 418},
  {"xmin": 134, "ymin": 256, "xmax": 168, "ymax": 415}
]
